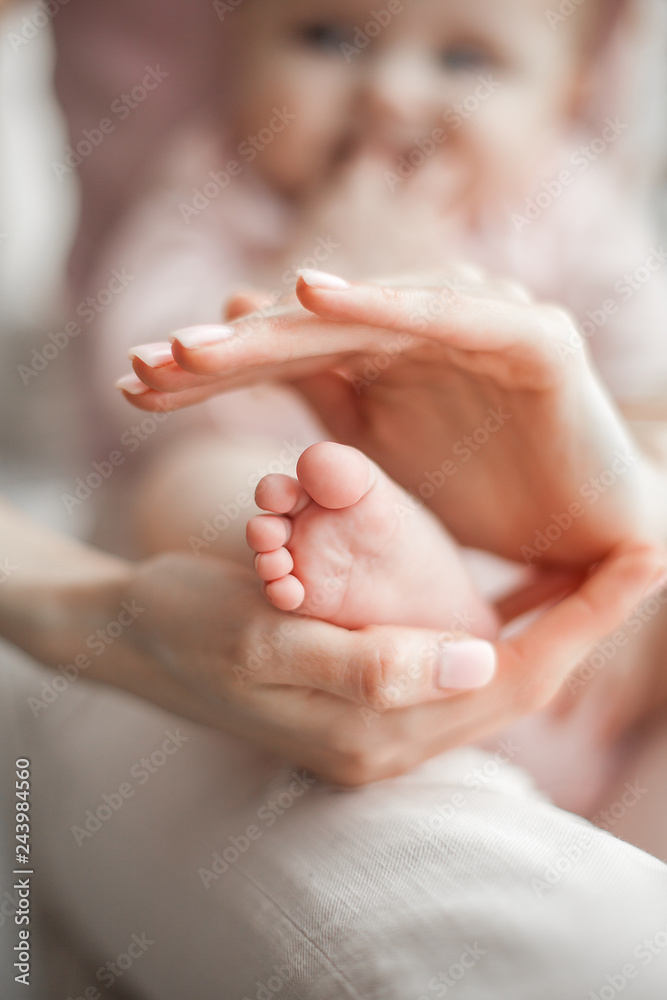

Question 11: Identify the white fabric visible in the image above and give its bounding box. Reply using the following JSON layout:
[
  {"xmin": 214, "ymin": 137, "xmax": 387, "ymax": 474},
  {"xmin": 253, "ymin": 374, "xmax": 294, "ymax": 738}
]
[{"xmin": 2, "ymin": 651, "xmax": 663, "ymax": 1000}]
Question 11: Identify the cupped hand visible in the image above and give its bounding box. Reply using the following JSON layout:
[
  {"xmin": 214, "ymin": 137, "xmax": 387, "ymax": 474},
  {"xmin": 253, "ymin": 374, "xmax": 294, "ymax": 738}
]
[
  {"xmin": 81, "ymin": 544, "xmax": 665, "ymax": 786},
  {"xmin": 120, "ymin": 269, "xmax": 653, "ymax": 567}
]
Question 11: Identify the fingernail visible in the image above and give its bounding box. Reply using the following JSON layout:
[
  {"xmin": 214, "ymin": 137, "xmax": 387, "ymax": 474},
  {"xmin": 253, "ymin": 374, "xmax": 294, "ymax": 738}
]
[
  {"xmin": 127, "ymin": 342, "xmax": 174, "ymax": 367},
  {"xmin": 115, "ymin": 374, "xmax": 151, "ymax": 395},
  {"xmin": 297, "ymin": 269, "xmax": 350, "ymax": 291},
  {"xmin": 436, "ymin": 640, "xmax": 497, "ymax": 690},
  {"xmin": 170, "ymin": 324, "xmax": 236, "ymax": 349}
]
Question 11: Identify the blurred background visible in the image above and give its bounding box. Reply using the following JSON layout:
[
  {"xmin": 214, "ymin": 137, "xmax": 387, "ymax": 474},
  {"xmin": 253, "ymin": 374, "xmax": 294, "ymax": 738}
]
[{"xmin": 1, "ymin": 0, "xmax": 666, "ymax": 994}]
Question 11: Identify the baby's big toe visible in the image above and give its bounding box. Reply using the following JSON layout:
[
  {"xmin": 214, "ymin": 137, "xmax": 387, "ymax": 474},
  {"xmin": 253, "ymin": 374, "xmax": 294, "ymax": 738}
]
[{"xmin": 297, "ymin": 442, "xmax": 374, "ymax": 510}]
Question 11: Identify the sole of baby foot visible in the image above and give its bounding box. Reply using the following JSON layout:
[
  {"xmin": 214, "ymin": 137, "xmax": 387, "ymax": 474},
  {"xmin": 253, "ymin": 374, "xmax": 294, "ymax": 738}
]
[{"xmin": 247, "ymin": 441, "xmax": 499, "ymax": 635}]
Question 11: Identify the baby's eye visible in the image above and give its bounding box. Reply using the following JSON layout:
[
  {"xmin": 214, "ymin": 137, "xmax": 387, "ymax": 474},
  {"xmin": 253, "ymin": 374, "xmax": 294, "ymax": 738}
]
[
  {"xmin": 296, "ymin": 22, "xmax": 355, "ymax": 54},
  {"xmin": 438, "ymin": 45, "xmax": 495, "ymax": 73}
]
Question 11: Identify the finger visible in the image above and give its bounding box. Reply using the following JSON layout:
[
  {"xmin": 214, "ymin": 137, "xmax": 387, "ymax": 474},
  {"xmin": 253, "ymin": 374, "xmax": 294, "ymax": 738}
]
[
  {"xmin": 239, "ymin": 546, "xmax": 666, "ymax": 711},
  {"xmin": 367, "ymin": 545, "xmax": 667, "ymax": 752},
  {"xmin": 495, "ymin": 568, "xmax": 585, "ymax": 625},
  {"xmin": 127, "ymin": 348, "xmax": 333, "ymax": 396},
  {"xmin": 117, "ymin": 381, "xmax": 225, "ymax": 412},
  {"xmin": 168, "ymin": 306, "xmax": 406, "ymax": 379},
  {"xmin": 258, "ymin": 619, "xmax": 498, "ymax": 709},
  {"xmin": 129, "ymin": 356, "xmax": 226, "ymax": 393},
  {"xmin": 224, "ymin": 288, "xmax": 281, "ymax": 322},
  {"xmin": 295, "ymin": 275, "xmax": 574, "ymax": 374},
  {"xmin": 504, "ymin": 543, "xmax": 667, "ymax": 714}
]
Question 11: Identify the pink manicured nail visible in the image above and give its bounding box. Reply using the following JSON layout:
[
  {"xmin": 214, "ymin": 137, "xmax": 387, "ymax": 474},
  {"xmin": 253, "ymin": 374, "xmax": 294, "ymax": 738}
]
[
  {"xmin": 436, "ymin": 640, "xmax": 497, "ymax": 690},
  {"xmin": 170, "ymin": 324, "xmax": 236, "ymax": 349},
  {"xmin": 127, "ymin": 342, "xmax": 174, "ymax": 367},
  {"xmin": 115, "ymin": 374, "xmax": 151, "ymax": 395},
  {"xmin": 297, "ymin": 269, "xmax": 351, "ymax": 291}
]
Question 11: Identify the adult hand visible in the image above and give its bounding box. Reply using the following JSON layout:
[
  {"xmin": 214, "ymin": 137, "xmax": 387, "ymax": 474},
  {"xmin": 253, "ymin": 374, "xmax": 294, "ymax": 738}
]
[
  {"xmin": 44, "ymin": 543, "xmax": 666, "ymax": 786},
  {"xmin": 120, "ymin": 269, "xmax": 658, "ymax": 567}
]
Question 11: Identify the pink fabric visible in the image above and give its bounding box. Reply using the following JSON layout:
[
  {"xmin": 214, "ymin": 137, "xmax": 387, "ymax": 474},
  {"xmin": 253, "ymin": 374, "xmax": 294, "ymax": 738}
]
[{"xmin": 52, "ymin": 0, "xmax": 224, "ymax": 292}]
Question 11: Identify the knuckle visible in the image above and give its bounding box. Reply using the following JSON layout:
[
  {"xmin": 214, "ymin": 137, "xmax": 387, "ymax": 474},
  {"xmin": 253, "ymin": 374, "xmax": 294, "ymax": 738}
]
[
  {"xmin": 356, "ymin": 633, "xmax": 401, "ymax": 711},
  {"xmin": 379, "ymin": 283, "xmax": 401, "ymax": 305},
  {"xmin": 327, "ymin": 752, "xmax": 386, "ymax": 787}
]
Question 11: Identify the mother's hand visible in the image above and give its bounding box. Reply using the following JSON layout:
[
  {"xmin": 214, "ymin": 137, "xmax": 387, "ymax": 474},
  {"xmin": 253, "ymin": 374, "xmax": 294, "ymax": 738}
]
[
  {"xmin": 74, "ymin": 545, "xmax": 665, "ymax": 785},
  {"xmin": 121, "ymin": 269, "xmax": 657, "ymax": 567}
]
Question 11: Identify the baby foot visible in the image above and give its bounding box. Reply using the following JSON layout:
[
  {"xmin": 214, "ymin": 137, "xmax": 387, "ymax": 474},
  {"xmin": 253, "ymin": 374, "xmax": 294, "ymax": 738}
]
[{"xmin": 247, "ymin": 442, "xmax": 498, "ymax": 635}]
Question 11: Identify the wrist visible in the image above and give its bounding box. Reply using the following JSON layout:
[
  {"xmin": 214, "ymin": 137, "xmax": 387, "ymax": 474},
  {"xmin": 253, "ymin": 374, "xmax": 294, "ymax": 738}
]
[{"xmin": 0, "ymin": 551, "xmax": 132, "ymax": 671}]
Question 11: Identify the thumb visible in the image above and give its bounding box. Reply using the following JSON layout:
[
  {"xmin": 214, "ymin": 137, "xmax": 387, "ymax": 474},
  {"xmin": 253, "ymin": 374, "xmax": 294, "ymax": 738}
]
[{"xmin": 266, "ymin": 617, "xmax": 498, "ymax": 710}]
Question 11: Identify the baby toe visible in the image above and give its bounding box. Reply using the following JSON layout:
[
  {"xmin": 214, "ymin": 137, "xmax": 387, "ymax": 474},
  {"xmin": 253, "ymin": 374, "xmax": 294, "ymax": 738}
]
[
  {"xmin": 246, "ymin": 514, "xmax": 292, "ymax": 552},
  {"xmin": 255, "ymin": 473, "xmax": 306, "ymax": 515},
  {"xmin": 265, "ymin": 575, "xmax": 305, "ymax": 612},
  {"xmin": 254, "ymin": 548, "xmax": 294, "ymax": 582}
]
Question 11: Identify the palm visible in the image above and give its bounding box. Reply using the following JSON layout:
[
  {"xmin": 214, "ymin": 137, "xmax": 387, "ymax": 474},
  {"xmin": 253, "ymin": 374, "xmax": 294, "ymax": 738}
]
[{"xmin": 292, "ymin": 305, "xmax": 644, "ymax": 566}]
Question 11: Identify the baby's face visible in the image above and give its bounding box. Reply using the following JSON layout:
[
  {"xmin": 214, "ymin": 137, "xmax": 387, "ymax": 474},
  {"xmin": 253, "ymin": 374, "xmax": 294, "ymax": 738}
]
[{"xmin": 231, "ymin": 0, "xmax": 594, "ymax": 207}]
